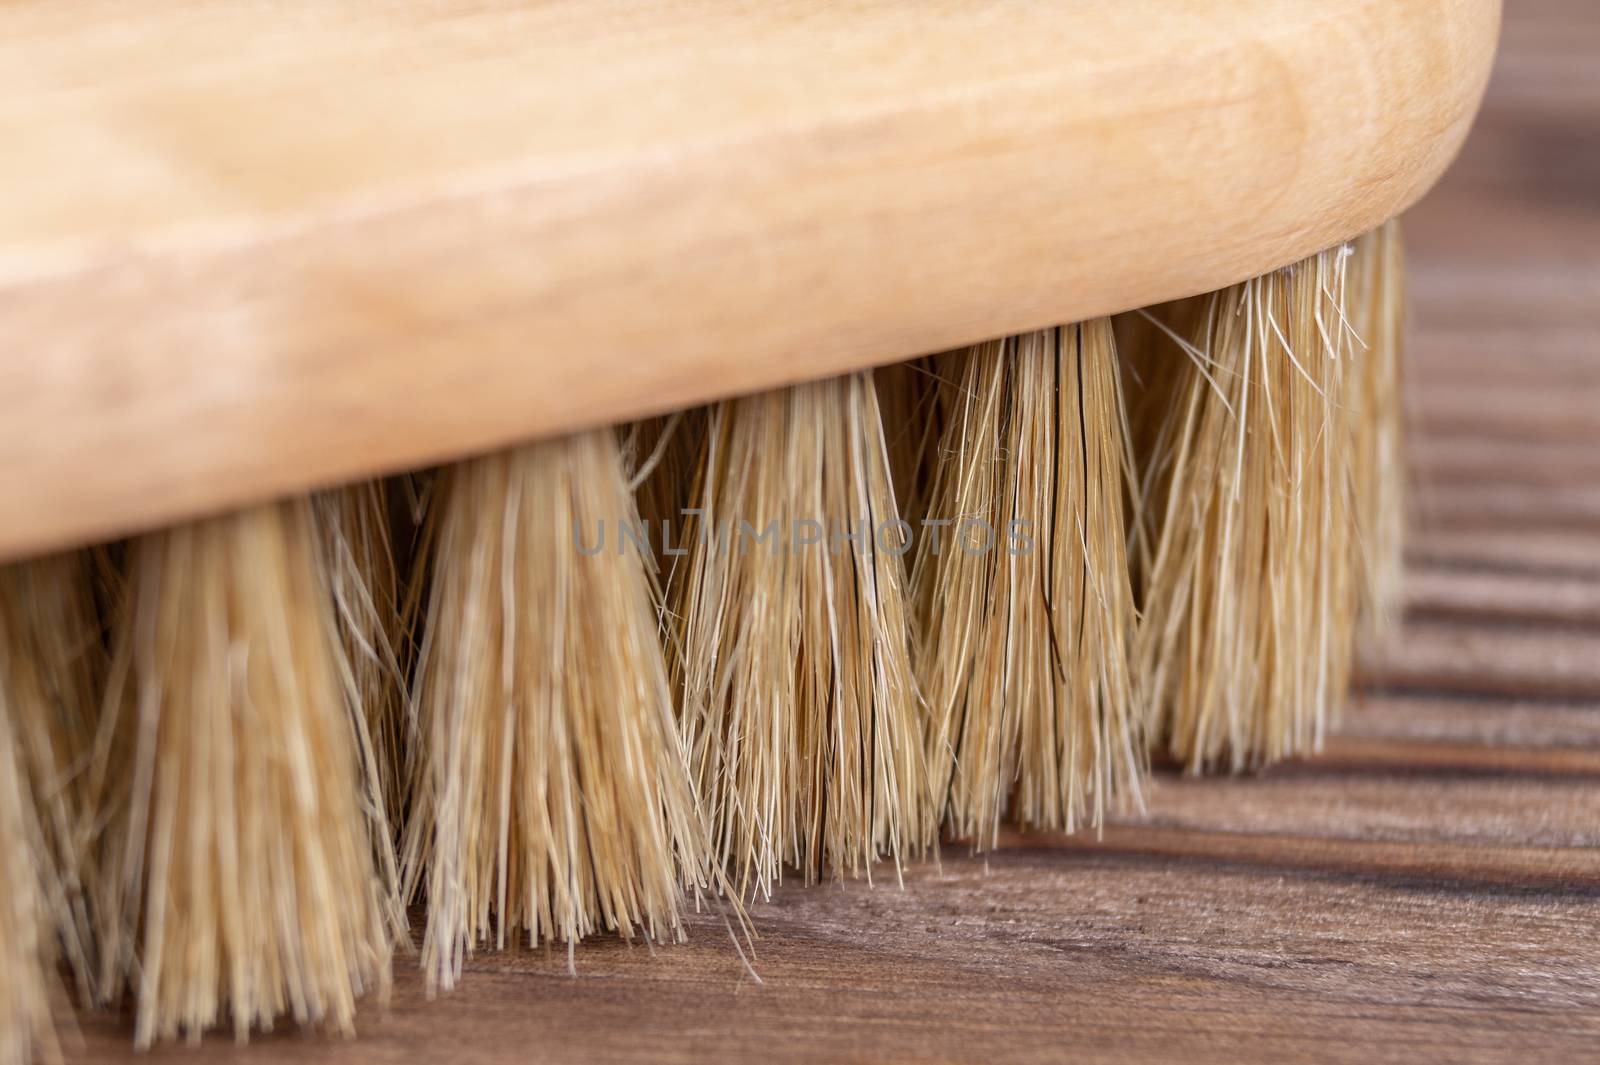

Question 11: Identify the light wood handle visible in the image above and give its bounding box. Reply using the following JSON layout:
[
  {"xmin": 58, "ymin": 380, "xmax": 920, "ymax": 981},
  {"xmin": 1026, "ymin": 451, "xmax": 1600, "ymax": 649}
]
[{"xmin": 0, "ymin": 0, "xmax": 1499, "ymax": 560}]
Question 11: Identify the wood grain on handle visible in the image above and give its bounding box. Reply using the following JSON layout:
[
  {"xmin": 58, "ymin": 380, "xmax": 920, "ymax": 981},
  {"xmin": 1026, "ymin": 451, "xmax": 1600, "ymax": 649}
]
[{"xmin": 0, "ymin": 0, "xmax": 1499, "ymax": 559}]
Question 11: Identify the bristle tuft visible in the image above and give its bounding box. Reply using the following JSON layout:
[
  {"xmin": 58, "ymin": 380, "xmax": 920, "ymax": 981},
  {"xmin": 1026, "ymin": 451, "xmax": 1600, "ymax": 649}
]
[
  {"xmin": 1128, "ymin": 248, "xmax": 1362, "ymax": 770},
  {"xmin": 1349, "ymin": 220, "xmax": 1407, "ymax": 632},
  {"xmin": 675, "ymin": 373, "xmax": 931, "ymax": 897},
  {"xmin": 92, "ymin": 503, "xmax": 397, "ymax": 1047},
  {"xmin": 0, "ymin": 554, "xmax": 101, "ymax": 1065},
  {"xmin": 402, "ymin": 432, "xmax": 709, "ymax": 993},
  {"xmin": 913, "ymin": 323, "xmax": 1142, "ymax": 847},
  {"xmin": 0, "ymin": 697, "xmax": 57, "ymax": 1065}
]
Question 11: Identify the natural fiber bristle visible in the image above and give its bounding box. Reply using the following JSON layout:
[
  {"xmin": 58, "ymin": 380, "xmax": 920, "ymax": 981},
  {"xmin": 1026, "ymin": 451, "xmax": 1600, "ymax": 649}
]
[
  {"xmin": 316, "ymin": 485, "xmax": 409, "ymax": 831},
  {"xmin": 675, "ymin": 373, "xmax": 931, "ymax": 898},
  {"xmin": 0, "ymin": 555, "xmax": 101, "ymax": 1065},
  {"xmin": 0, "ymin": 222, "xmax": 1409, "ymax": 1053},
  {"xmin": 0, "ymin": 701, "xmax": 56, "ymax": 1065},
  {"xmin": 402, "ymin": 431, "xmax": 709, "ymax": 993},
  {"xmin": 92, "ymin": 502, "xmax": 398, "ymax": 1047},
  {"xmin": 626, "ymin": 412, "xmax": 704, "ymax": 544},
  {"xmin": 1128, "ymin": 246, "xmax": 1363, "ymax": 770},
  {"xmin": 913, "ymin": 322, "xmax": 1142, "ymax": 847},
  {"xmin": 1349, "ymin": 220, "xmax": 1406, "ymax": 631}
]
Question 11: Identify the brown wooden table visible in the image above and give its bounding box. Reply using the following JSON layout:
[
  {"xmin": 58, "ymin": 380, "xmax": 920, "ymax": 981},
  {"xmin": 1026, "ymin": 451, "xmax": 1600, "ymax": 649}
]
[{"xmin": 69, "ymin": 0, "xmax": 1600, "ymax": 1060}]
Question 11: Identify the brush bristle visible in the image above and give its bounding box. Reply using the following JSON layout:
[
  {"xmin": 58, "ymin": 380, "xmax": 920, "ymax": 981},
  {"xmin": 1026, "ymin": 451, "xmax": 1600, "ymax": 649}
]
[
  {"xmin": 0, "ymin": 220, "xmax": 1408, "ymax": 1051},
  {"xmin": 401, "ymin": 431, "xmax": 709, "ymax": 993},
  {"xmin": 1127, "ymin": 246, "xmax": 1362, "ymax": 770},
  {"xmin": 1349, "ymin": 220, "xmax": 1406, "ymax": 631},
  {"xmin": 912, "ymin": 322, "xmax": 1143, "ymax": 846},
  {"xmin": 675, "ymin": 373, "xmax": 931, "ymax": 897},
  {"xmin": 316, "ymin": 485, "xmax": 409, "ymax": 838},
  {"xmin": 0, "ymin": 697, "xmax": 55, "ymax": 1065},
  {"xmin": 0, "ymin": 554, "xmax": 101, "ymax": 1065},
  {"xmin": 92, "ymin": 502, "xmax": 397, "ymax": 1047}
]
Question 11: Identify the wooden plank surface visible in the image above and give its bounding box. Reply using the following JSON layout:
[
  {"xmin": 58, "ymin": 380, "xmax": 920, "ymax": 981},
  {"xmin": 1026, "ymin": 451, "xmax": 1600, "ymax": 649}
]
[{"xmin": 65, "ymin": 0, "xmax": 1599, "ymax": 1060}]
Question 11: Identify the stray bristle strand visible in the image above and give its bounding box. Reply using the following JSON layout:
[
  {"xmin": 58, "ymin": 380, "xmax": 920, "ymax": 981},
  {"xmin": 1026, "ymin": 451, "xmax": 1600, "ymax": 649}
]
[
  {"xmin": 0, "ymin": 555, "xmax": 101, "ymax": 1065},
  {"xmin": 315, "ymin": 485, "xmax": 409, "ymax": 829},
  {"xmin": 1349, "ymin": 220, "xmax": 1406, "ymax": 631},
  {"xmin": 625, "ymin": 413, "xmax": 701, "ymax": 535},
  {"xmin": 1129, "ymin": 247, "xmax": 1360, "ymax": 770},
  {"xmin": 913, "ymin": 323, "xmax": 1142, "ymax": 848},
  {"xmin": 675, "ymin": 373, "xmax": 930, "ymax": 898},
  {"xmin": 623, "ymin": 411, "xmax": 707, "ymax": 603},
  {"xmin": 91, "ymin": 503, "xmax": 397, "ymax": 1048},
  {"xmin": 402, "ymin": 431, "xmax": 709, "ymax": 994}
]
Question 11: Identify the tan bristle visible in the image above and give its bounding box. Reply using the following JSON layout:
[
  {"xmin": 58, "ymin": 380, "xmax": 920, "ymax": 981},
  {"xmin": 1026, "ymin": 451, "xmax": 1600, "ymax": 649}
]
[
  {"xmin": 91, "ymin": 502, "xmax": 398, "ymax": 1047},
  {"xmin": 0, "ymin": 554, "xmax": 101, "ymax": 1065},
  {"xmin": 401, "ymin": 431, "xmax": 709, "ymax": 993},
  {"xmin": 0, "ymin": 696, "xmax": 56, "ymax": 1065},
  {"xmin": 315, "ymin": 485, "xmax": 409, "ymax": 826},
  {"xmin": 1349, "ymin": 220, "xmax": 1406, "ymax": 631},
  {"xmin": 912, "ymin": 323, "xmax": 1142, "ymax": 848},
  {"xmin": 675, "ymin": 373, "xmax": 930, "ymax": 898},
  {"xmin": 625, "ymin": 413, "xmax": 703, "ymax": 536},
  {"xmin": 1128, "ymin": 246, "xmax": 1361, "ymax": 770},
  {"xmin": 0, "ymin": 223, "xmax": 1409, "ymax": 1050}
]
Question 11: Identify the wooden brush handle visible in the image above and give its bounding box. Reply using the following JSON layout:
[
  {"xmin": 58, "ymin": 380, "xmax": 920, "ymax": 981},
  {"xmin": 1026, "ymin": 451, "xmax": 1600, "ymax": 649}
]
[{"xmin": 0, "ymin": 0, "xmax": 1498, "ymax": 560}]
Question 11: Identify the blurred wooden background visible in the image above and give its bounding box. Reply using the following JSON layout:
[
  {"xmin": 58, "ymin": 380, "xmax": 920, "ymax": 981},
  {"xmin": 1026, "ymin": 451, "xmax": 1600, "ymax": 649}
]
[{"xmin": 70, "ymin": 0, "xmax": 1600, "ymax": 1061}]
